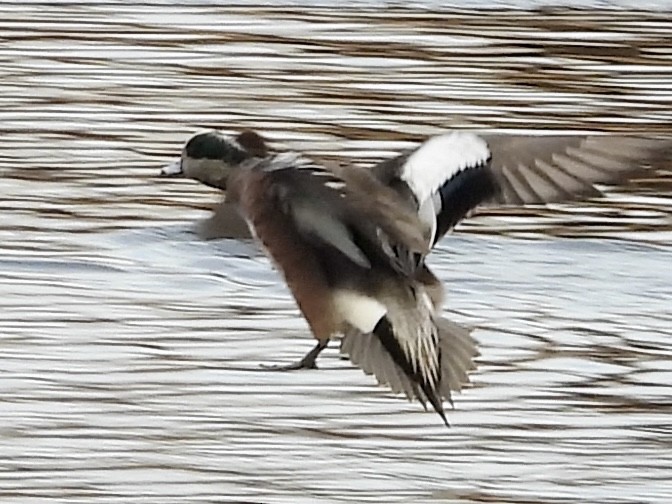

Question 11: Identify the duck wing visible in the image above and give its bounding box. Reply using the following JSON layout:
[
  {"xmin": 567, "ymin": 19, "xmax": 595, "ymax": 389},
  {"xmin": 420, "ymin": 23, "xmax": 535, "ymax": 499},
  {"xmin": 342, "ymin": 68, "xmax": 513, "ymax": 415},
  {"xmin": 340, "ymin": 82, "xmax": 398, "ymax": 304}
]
[
  {"xmin": 197, "ymin": 200, "xmax": 252, "ymax": 240},
  {"xmin": 480, "ymin": 134, "xmax": 667, "ymax": 206},
  {"xmin": 231, "ymin": 155, "xmax": 429, "ymax": 278},
  {"xmin": 372, "ymin": 133, "xmax": 670, "ymax": 246}
]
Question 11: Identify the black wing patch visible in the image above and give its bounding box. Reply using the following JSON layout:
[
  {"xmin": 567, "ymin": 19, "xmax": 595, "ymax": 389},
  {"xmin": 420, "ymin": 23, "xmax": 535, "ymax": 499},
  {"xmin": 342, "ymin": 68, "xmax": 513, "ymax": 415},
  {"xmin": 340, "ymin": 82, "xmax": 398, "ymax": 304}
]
[{"xmin": 434, "ymin": 161, "xmax": 498, "ymax": 244}]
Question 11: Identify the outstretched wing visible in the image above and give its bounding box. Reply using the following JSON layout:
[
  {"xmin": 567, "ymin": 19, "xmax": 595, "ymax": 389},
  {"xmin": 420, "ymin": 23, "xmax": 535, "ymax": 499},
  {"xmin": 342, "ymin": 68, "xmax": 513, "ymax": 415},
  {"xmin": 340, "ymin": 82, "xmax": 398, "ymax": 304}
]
[
  {"xmin": 372, "ymin": 133, "xmax": 669, "ymax": 246},
  {"xmin": 197, "ymin": 200, "xmax": 252, "ymax": 240},
  {"xmin": 481, "ymin": 134, "xmax": 667, "ymax": 206},
  {"xmin": 372, "ymin": 132, "xmax": 494, "ymax": 247}
]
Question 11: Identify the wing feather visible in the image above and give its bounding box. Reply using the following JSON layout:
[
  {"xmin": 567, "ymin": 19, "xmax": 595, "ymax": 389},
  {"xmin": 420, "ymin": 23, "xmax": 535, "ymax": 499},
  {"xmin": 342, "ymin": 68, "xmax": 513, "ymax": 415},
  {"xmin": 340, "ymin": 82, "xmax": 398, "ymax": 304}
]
[
  {"xmin": 370, "ymin": 133, "xmax": 670, "ymax": 241},
  {"xmin": 482, "ymin": 134, "xmax": 669, "ymax": 206},
  {"xmin": 235, "ymin": 157, "xmax": 429, "ymax": 277}
]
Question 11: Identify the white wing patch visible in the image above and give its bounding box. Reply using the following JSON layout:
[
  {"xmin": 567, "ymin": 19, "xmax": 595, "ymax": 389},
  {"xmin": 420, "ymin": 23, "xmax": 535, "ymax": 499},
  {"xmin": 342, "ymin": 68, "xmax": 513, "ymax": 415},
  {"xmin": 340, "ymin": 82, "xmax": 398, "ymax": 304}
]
[{"xmin": 401, "ymin": 132, "xmax": 491, "ymax": 205}]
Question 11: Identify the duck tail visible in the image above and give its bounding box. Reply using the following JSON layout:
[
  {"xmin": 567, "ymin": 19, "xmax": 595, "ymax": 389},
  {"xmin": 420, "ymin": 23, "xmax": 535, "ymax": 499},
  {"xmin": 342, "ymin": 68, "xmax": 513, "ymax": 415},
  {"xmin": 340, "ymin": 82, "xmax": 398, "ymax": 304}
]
[
  {"xmin": 371, "ymin": 317, "xmax": 448, "ymax": 426},
  {"xmin": 434, "ymin": 317, "xmax": 479, "ymax": 407},
  {"xmin": 341, "ymin": 315, "xmax": 479, "ymax": 427}
]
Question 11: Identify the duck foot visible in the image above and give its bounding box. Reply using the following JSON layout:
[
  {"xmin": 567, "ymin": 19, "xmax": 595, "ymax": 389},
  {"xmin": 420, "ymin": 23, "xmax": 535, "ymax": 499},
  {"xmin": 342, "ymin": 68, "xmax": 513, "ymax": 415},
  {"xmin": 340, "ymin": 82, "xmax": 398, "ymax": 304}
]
[{"xmin": 261, "ymin": 340, "xmax": 329, "ymax": 371}]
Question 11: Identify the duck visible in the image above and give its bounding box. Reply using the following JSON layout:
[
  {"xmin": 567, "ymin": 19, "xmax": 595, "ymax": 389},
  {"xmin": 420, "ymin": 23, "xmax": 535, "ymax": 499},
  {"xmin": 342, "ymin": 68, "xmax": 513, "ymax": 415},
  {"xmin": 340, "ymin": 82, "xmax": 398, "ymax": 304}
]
[
  {"xmin": 161, "ymin": 130, "xmax": 472, "ymax": 356},
  {"xmin": 161, "ymin": 128, "xmax": 668, "ymax": 424}
]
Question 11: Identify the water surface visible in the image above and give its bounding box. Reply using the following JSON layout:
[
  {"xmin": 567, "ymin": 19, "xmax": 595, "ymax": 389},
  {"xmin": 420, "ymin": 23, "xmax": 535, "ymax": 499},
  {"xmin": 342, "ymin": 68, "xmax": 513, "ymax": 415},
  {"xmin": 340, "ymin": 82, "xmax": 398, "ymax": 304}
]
[{"xmin": 1, "ymin": 4, "xmax": 671, "ymax": 503}]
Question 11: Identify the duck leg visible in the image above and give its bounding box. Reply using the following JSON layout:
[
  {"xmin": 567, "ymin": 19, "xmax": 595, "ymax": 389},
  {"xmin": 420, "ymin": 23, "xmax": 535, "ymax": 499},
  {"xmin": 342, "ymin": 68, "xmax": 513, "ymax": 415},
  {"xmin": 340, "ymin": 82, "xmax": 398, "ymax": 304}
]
[{"xmin": 261, "ymin": 339, "xmax": 329, "ymax": 371}]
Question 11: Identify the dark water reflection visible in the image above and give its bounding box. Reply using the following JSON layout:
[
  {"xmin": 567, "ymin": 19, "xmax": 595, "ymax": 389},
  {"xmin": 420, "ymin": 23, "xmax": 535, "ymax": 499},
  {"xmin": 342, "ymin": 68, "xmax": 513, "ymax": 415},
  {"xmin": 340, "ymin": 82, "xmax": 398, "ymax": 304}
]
[{"xmin": 1, "ymin": 3, "xmax": 671, "ymax": 503}]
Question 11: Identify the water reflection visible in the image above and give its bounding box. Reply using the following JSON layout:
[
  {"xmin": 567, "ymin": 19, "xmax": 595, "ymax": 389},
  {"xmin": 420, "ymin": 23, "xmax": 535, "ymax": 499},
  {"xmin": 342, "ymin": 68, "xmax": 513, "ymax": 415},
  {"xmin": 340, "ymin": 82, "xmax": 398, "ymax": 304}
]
[{"xmin": 1, "ymin": 3, "xmax": 671, "ymax": 503}]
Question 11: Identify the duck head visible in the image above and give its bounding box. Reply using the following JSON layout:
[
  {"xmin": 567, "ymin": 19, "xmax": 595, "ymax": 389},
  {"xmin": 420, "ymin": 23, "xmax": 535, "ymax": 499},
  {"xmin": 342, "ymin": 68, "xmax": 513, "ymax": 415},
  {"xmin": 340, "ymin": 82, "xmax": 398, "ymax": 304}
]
[{"xmin": 160, "ymin": 129, "xmax": 268, "ymax": 190}]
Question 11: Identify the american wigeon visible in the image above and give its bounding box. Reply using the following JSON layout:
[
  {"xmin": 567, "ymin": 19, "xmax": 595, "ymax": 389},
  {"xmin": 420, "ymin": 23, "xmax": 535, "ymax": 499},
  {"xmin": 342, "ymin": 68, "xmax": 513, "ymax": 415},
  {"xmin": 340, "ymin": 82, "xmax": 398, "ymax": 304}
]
[{"xmin": 161, "ymin": 129, "xmax": 668, "ymax": 424}]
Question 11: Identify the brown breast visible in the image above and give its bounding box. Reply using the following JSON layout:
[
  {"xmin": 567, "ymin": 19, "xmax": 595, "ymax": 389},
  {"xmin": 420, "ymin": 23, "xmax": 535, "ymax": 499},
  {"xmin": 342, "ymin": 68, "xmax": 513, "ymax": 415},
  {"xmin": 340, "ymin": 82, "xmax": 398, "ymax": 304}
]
[{"xmin": 231, "ymin": 169, "xmax": 341, "ymax": 341}]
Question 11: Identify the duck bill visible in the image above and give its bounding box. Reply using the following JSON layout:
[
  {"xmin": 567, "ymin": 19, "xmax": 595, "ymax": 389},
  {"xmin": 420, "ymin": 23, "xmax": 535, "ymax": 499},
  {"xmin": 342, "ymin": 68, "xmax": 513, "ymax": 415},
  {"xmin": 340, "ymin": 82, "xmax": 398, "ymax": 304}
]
[{"xmin": 160, "ymin": 159, "xmax": 183, "ymax": 177}]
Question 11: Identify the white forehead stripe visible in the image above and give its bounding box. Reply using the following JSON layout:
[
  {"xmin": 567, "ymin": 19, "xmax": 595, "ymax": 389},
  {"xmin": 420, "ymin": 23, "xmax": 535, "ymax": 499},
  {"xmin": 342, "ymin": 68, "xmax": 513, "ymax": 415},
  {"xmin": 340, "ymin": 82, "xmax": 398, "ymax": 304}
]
[
  {"xmin": 160, "ymin": 159, "xmax": 183, "ymax": 176},
  {"xmin": 401, "ymin": 132, "xmax": 490, "ymax": 204}
]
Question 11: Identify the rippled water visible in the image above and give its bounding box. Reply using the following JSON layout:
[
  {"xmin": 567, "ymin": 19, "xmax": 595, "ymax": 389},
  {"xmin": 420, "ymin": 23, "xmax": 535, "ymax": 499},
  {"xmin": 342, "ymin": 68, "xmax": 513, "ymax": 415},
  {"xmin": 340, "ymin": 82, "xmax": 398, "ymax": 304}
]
[{"xmin": 1, "ymin": 3, "xmax": 672, "ymax": 503}]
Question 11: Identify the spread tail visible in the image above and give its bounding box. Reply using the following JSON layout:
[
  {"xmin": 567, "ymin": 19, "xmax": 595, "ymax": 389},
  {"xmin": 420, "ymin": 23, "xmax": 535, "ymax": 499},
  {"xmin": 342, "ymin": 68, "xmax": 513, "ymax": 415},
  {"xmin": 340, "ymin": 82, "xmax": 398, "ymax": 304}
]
[{"xmin": 341, "ymin": 316, "xmax": 478, "ymax": 426}]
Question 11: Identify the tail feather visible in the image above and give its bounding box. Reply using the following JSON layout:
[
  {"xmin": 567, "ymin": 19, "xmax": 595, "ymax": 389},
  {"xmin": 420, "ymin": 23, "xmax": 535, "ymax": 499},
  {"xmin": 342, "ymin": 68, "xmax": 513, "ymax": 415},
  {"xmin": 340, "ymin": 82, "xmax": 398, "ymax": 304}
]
[
  {"xmin": 436, "ymin": 318, "xmax": 479, "ymax": 397},
  {"xmin": 370, "ymin": 317, "xmax": 447, "ymax": 425},
  {"xmin": 341, "ymin": 316, "xmax": 478, "ymax": 426},
  {"xmin": 342, "ymin": 323, "xmax": 423, "ymax": 404}
]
